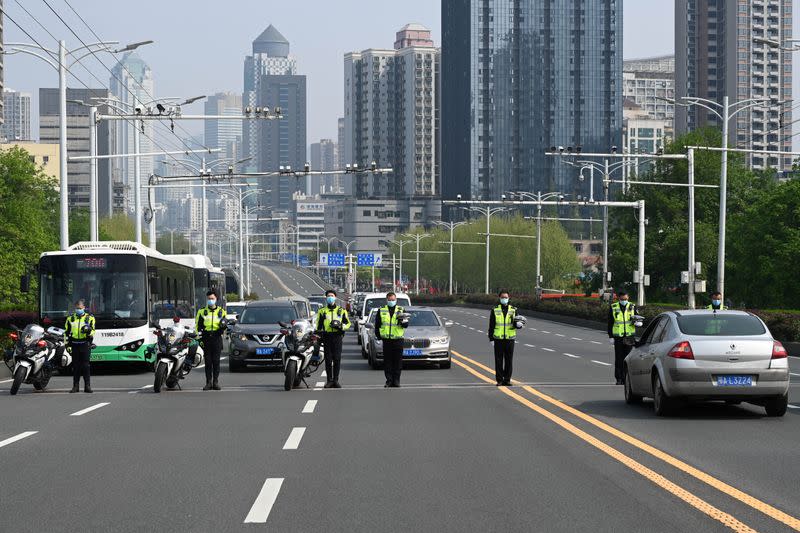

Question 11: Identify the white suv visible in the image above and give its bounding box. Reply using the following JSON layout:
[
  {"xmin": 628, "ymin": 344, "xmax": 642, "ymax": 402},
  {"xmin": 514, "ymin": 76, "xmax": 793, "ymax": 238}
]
[{"xmin": 355, "ymin": 292, "xmax": 412, "ymax": 345}]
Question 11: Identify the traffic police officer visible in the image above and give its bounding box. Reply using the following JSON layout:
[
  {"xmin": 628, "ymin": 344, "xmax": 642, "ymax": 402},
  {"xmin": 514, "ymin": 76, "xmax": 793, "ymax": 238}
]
[
  {"xmin": 315, "ymin": 290, "xmax": 350, "ymax": 388},
  {"xmin": 707, "ymin": 291, "xmax": 727, "ymax": 311},
  {"xmin": 488, "ymin": 290, "xmax": 516, "ymax": 386},
  {"xmin": 374, "ymin": 292, "xmax": 408, "ymax": 388},
  {"xmin": 607, "ymin": 291, "xmax": 637, "ymax": 385},
  {"xmin": 65, "ymin": 299, "xmax": 95, "ymax": 393},
  {"xmin": 195, "ymin": 290, "xmax": 226, "ymax": 390}
]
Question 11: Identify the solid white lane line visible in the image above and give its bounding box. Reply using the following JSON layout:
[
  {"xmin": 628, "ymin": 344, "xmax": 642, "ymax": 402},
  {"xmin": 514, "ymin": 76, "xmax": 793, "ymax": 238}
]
[
  {"xmin": 524, "ymin": 344, "xmax": 535, "ymax": 348},
  {"xmin": 788, "ymin": 404, "xmax": 799, "ymax": 409},
  {"xmin": 563, "ymin": 353, "xmax": 580, "ymax": 359},
  {"xmin": 0, "ymin": 431, "xmax": 37, "ymax": 449},
  {"xmin": 541, "ymin": 348, "xmax": 555, "ymax": 352},
  {"xmin": 571, "ymin": 337, "xmax": 583, "ymax": 341},
  {"xmin": 0, "ymin": 378, "xmax": 12, "ymax": 384},
  {"xmin": 69, "ymin": 402, "xmax": 110, "ymax": 417},
  {"xmin": 302, "ymin": 400, "xmax": 318, "ymax": 414},
  {"xmin": 590, "ymin": 341, "xmax": 603, "ymax": 345},
  {"xmin": 243, "ymin": 478, "xmax": 284, "ymax": 524},
  {"xmin": 591, "ymin": 360, "xmax": 612, "ymax": 366},
  {"xmin": 283, "ymin": 427, "xmax": 306, "ymax": 450}
]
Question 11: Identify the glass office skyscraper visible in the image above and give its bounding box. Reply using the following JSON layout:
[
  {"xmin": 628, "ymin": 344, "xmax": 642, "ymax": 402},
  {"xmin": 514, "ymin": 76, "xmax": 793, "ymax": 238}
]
[{"xmin": 442, "ymin": 0, "xmax": 623, "ymax": 201}]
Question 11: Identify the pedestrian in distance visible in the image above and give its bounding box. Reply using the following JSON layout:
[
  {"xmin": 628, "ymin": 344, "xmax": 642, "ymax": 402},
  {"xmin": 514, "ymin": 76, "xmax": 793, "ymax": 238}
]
[
  {"xmin": 65, "ymin": 299, "xmax": 95, "ymax": 393},
  {"xmin": 607, "ymin": 291, "xmax": 637, "ymax": 385},
  {"xmin": 195, "ymin": 290, "xmax": 227, "ymax": 391},
  {"xmin": 315, "ymin": 290, "xmax": 350, "ymax": 388},
  {"xmin": 488, "ymin": 290, "xmax": 518, "ymax": 386},
  {"xmin": 707, "ymin": 291, "xmax": 727, "ymax": 311},
  {"xmin": 375, "ymin": 292, "xmax": 409, "ymax": 388}
]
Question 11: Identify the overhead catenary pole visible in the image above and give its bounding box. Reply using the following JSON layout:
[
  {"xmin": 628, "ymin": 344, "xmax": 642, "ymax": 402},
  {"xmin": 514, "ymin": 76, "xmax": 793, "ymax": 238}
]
[
  {"xmin": 687, "ymin": 148, "xmax": 696, "ymax": 309},
  {"xmin": 718, "ymin": 95, "xmax": 730, "ymax": 303},
  {"xmin": 603, "ymin": 159, "xmax": 610, "ymax": 292},
  {"xmin": 133, "ymin": 117, "xmax": 142, "ymax": 243},
  {"xmin": 637, "ymin": 200, "xmax": 647, "ymax": 307},
  {"xmin": 202, "ymin": 157, "xmax": 208, "ymax": 257},
  {"xmin": 88, "ymin": 105, "xmax": 98, "ymax": 241},
  {"xmin": 58, "ymin": 40, "xmax": 68, "ymax": 249}
]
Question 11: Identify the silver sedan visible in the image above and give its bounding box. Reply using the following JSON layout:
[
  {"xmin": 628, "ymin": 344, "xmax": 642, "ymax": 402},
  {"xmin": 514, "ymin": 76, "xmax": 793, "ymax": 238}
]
[
  {"xmin": 365, "ymin": 307, "xmax": 453, "ymax": 369},
  {"xmin": 623, "ymin": 310, "xmax": 790, "ymax": 417}
]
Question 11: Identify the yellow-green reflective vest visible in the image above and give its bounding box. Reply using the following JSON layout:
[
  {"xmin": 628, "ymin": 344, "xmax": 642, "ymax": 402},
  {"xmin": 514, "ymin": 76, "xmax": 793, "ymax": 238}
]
[
  {"xmin": 492, "ymin": 305, "xmax": 516, "ymax": 340},
  {"xmin": 65, "ymin": 313, "xmax": 95, "ymax": 340},
  {"xmin": 196, "ymin": 306, "xmax": 225, "ymax": 332},
  {"xmin": 317, "ymin": 306, "xmax": 350, "ymax": 333},
  {"xmin": 611, "ymin": 302, "xmax": 635, "ymax": 337},
  {"xmin": 378, "ymin": 306, "xmax": 405, "ymax": 340},
  {"xmin": 706, "ymin": 304, "xmax": 727, "ymax": 310}
]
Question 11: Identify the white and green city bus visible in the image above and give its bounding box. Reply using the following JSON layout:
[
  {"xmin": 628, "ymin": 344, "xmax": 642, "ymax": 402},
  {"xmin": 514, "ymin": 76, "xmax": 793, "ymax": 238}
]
[{"xmin": 36, "ymin": 241, "xmax": 225, "ymax": 365}]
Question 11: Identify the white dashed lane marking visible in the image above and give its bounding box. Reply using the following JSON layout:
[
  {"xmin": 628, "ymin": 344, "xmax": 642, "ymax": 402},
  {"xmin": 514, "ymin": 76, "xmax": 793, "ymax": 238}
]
[
  {"xmin": 590, "ymin": 341, "xmax": 603, "ymax": 345},
  {"xmin": 555, "ymin": 334, "xmax": 565, "ymax": 337},
  {"xmin": 541, "ymin": 348, "xmax": 555, "ymax": 352},
  {"xmin": 524, "ymin": 344, "xmax": 535, "ymax": 348},
  {"xmin": 69, "ymin": 402, "xmax": 110, "ymax": 417},
  {"xmin": 302, "ymin": 400, "xmax": 318, "ymax": 413},
  {"xmin": 541, "ymin": 331, "xmax": 551, "ymax": 334},
  {"xmin": 283, "ymin": 427, "xmax": 306, "ymax": 450},
  {"xmin": 244, "ymin": 478, "xmax": 284, "ymax": 524},
  {"xmin": 0, "ymin": 431, "xmax": 37, "ymax": 449},
  {"xmin": 571, "ymin": 337, "xmax": 582, "ymax": 341},
  {"xmin": 591, "ymin": 360, "xmax": 612, "ymax": 367},
  {"xmin": 563, "ymin": 353, "xmax": 581, "ymax": 359}
]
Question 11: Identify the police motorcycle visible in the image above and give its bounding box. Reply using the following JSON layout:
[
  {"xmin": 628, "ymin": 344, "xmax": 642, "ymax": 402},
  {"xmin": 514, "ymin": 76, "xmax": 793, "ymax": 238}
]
[
  {"xmin": 4, "ymin": 324, "xmax": 69, "ymax": 395},
  {"xmin": 279, "ymin": 319, "xmax": 324, "ymax": 391},
  {"xmin": 148, "ymin": 317, "xmax": 203, "ymax": 393}
]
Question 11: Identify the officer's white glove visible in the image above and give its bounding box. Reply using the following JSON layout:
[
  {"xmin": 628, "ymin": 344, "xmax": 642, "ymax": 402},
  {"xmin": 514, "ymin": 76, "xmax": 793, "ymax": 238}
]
[{"xmin": 608, "ymin": 338, "xmax": 615, "ymax": 345}]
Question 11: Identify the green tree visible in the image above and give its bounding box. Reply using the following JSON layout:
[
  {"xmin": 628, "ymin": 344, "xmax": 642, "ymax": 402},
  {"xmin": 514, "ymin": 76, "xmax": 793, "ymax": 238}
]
[
  {"xmin": 155, "ymin": 232, "xmax": 195, "ymax": 254},
  {"xmin": 69, "ymin": 208, "xmax": 90, "ymax": 244},
  {"xmin": 0, "ymin": 147, "xmax": 59, "ymax": 307},
  {"xmin": 99, "ymin": 213, "xmax": 148, "ymax": 245},
  {"xmin": 389, "ymin": 215, "xmax": 580, "ymax": 294},
  {"xmin": 607, "ymin": 128, "xmax": 769, "ymax": 305}
]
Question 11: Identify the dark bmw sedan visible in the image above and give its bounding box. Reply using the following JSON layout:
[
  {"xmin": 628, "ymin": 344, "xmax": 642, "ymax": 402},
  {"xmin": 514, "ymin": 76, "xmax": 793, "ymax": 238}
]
[{"xmin": 228, "ymin": 300, "xmax": 299, "ymax": 371}]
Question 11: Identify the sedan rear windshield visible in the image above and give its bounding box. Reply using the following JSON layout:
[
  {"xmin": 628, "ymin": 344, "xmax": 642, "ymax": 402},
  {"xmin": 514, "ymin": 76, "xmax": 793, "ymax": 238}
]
[
  {"xmin": 676, "ymin": 315, "xmax": 766, "ymax": 336},
  {"xmin": 239, "ymin": 307, "xmax": 298, "ymax": 325}
]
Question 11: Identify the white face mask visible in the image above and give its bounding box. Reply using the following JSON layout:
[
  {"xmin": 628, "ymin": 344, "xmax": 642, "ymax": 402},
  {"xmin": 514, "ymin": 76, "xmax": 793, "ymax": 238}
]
[{"xmin": 127, "ymin": 293, "xmax": 134, "ymax": 301}]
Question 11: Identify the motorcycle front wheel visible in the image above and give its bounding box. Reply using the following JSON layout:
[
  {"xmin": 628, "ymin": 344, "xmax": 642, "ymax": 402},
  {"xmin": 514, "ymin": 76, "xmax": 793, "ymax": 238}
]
[
  {"xmin": 284, "ymin": 359, "xmax": 297, "ymax": 391},
  {"xmin": 33, "ymin": 370, "xmax": 51, "ymax": 391},
  {"xmin": 10, "ymin": 365, "xmax": 26, "ymax": 395},
  {"xmin": 154, "ymin": 362, "xmax": 168, "ymax": 393}
]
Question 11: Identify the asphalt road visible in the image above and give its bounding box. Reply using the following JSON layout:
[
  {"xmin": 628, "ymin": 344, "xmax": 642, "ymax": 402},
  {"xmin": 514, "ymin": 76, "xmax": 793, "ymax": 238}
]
[{"xmin": 2, "ymin": 265, "xmax": 799, "ymax": 532}]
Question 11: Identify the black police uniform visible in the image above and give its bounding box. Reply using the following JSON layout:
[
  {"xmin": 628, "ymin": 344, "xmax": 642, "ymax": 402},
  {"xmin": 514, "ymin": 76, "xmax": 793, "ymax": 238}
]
[
  {"xmin": 488, "ymin": 305, "xmax": 515, "ymax": 385},
  {"xmin": 316, "ymin": 305, "xmax": 350, "ymax": 387},
  {"xmin": 374, "ymin": 306, "xmax": 406, "ymax": 387}
]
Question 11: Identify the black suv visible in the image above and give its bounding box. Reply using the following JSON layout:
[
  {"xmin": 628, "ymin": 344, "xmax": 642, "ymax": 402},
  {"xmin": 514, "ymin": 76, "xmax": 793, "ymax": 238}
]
[{"xmin": 228, "ymin": 300, "xmax": 299, "ymax": 371}]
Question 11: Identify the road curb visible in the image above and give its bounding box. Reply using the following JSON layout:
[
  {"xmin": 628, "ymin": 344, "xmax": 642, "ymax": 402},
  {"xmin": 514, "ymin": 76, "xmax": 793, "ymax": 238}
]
[{"xmin": 426, "ymin": 302, "xmax": 606, "ymax": 332}]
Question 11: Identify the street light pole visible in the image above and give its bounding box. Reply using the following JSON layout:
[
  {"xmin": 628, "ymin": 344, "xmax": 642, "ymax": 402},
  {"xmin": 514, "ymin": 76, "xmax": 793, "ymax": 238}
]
[
  {"xmin": 133, "ymin": 117, "xmax": 142, "ymax": 243},
  {"xmin": 201, "ymin": 157, "xmax": 208, "ymax": 257},
  {"xmin": 402, "ymin": 233, "xmax": 432, "ymax": 294},
  {"xmin": 687, "ymin": 148, "xmax": 696, "ymax": 309},
  {"xmin": 433, "ymin": 221, "xmax": 467, "ymax": 296},
  {"xmin": 602, "ymin": 159, "xmax": 610, "ymax": 292},
  {"xmin": 58, "ymin": 41, "xmax": 68, "ymax": 248},
  {"xmin": 718, "ymin": 95, "xmax": 730, "ymax": 302}
]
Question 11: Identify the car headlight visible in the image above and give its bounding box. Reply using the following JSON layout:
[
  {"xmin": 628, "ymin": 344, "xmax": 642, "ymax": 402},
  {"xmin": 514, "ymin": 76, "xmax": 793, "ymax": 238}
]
[
  {"xmin": 237, "ymin": 334, "xmax": 248, "ymax": 342},
  {"xmin": 432, "ymin": 336, "xmax": 449, "ymax": 344}
]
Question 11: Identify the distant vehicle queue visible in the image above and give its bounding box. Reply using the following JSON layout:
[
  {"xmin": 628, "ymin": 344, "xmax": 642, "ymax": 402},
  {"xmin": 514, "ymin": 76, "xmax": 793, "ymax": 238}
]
[{"xmin": 4, "ymin": 241, "xmax": 791, "ymax": 417}]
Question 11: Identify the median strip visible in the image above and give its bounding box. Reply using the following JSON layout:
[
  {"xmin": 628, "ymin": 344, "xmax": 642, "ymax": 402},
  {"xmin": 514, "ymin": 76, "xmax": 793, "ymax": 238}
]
[
  {"xmin": 69, "ymin": 402, "xmax": 110, "ymax": 417},
  {"xmin": 282, "ymin": 427, "xmax": 306, "ymax": 450},
  {"xmin": 243, "ymin": 478, "xmax": 284, "ymax": 523},
  {"xmin": 0, "ymin": 431, "xmax": 37, "ymax": 449},
  {"xmin": 452, "ymin": 350, "xmax": 800, "ymax": 531}
]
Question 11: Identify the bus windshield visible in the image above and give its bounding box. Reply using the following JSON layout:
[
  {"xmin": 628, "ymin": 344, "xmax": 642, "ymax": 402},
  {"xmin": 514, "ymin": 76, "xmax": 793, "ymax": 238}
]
[{"xmin": 39, "ymin": 254, "xmax": 148, "ymax": 327}]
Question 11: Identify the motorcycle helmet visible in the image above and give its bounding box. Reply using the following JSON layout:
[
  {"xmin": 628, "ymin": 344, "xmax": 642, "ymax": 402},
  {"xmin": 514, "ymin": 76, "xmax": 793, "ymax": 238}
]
[{"xmin": 513, "ymin": 315, "xmax": 527, "ymax": 329}]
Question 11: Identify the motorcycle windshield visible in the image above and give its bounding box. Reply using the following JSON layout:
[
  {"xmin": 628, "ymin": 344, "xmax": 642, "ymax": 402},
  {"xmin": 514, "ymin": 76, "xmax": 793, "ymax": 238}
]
[
  {"xmin": 20, "ymin": 325, "xmax": 45, "ymax": 347},
  {"xmin": 163, "ymin": 326, "xmax": 185, "ymax": 347}
]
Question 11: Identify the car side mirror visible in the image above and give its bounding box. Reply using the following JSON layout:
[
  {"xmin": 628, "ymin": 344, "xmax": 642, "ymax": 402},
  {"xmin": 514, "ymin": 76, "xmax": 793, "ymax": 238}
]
[
  {"xmin": 20, "ymin": 274, "xmax": 30, "ymax": 293},
  {"xmin": 445, "ymin": 321, "xmax": 454, "ymax": 327}
]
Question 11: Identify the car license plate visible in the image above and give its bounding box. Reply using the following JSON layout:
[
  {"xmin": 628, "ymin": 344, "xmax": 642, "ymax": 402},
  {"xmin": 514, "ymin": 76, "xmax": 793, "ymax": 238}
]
[
  {"xmin": 403, "ymin": 349, "xmax": 423, "ymax": 356},
  {"xmin": 716, "ymin": 375, "xmax": 753, "ymax": 387},
  {"xmin": 256, "ymin": 348, "xmax": 275, "ymax": 355}
]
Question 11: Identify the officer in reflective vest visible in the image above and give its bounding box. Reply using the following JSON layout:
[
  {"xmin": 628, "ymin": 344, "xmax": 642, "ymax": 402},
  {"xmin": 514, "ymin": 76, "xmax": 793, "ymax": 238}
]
[
  {"xmin": 195, "ymin": 290, "xmax": 227, "ymax": 391},
  {"xmin": 607, "ymin": 291, "xmax": 637, "ymax": 385},
  {"xmin": 374, "ymin": 292, "xmax": 408, "ymax": 388},
  {"xmin": 65, "ymin": 299, "xmax": 95, "ymax": 393},
  {"xmin": 488, "ymin": 290, "xmax": 516, "ymax": 386},
  {"xmin": 707, "ymin": 291, "xmax": 727, "ymax": 311},
  {"xmin": 315, "ymin": 290, "xmax": 351, "ymax": 388}
]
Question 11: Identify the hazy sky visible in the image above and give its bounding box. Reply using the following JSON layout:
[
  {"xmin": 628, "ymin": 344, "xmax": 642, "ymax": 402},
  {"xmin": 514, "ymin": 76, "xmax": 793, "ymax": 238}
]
[{"xmin": 2, "ymin": 1, "xmax": 793, "ymax": 149}]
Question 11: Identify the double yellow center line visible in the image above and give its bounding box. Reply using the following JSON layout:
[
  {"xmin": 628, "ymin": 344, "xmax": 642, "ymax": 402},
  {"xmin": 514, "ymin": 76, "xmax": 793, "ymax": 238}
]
[{"xmin": 451, "ymin": 350, "xmax": 799, "ymax": 533}]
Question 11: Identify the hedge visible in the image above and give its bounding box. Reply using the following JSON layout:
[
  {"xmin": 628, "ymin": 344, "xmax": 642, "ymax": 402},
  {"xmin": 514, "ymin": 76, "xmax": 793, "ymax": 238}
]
[{"xmin": 410, "ymin": 294, "xmax": 800, "ymax": 343}]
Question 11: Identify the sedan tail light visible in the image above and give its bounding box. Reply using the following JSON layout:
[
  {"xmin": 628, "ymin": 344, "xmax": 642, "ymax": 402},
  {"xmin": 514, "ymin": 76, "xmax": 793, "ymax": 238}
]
[
  {"xmin": 772, "ymin": 341, "xmax": 788, "ymax": 359},
  {"xmin": 667, "ymin": 341, "xmax": 694, "ymax": 360},
  {"xmin": 9, "ymin": 332, "xmax": 18, "ymax": 342}
]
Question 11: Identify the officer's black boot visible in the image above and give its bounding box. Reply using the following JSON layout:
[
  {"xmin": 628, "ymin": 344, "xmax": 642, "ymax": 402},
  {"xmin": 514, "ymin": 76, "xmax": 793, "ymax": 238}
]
[
  {"xmin": 203, "ymin": 381, "xmax": 212, "ymax": 391},
  {"xmin": 212, "ymin": 380, "xmax": 221, "ymax": 391},
  {"xmin": 70, "ymin": 384, "xmax": 79, "ymax": 393}
]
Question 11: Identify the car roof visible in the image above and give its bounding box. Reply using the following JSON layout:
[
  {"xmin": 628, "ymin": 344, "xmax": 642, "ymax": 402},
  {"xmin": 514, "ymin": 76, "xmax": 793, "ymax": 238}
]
[
  {"xmin": 245, "ymin": 300, "xmax": 297, "ymax": 308},
  {"xmin": 669, "ymin": 310, "xmax": 754, "ymax": 317},
  {"xmin": 273, "ymin": 296, "xmax": 309, "ymax": 302},
  {"xmin": 363, "ymin": 292, "xmax": 410, "ymax": 299},
  {"xmin": 404, "ymin": 306, "xmax": 436, "ymax": 312}
]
